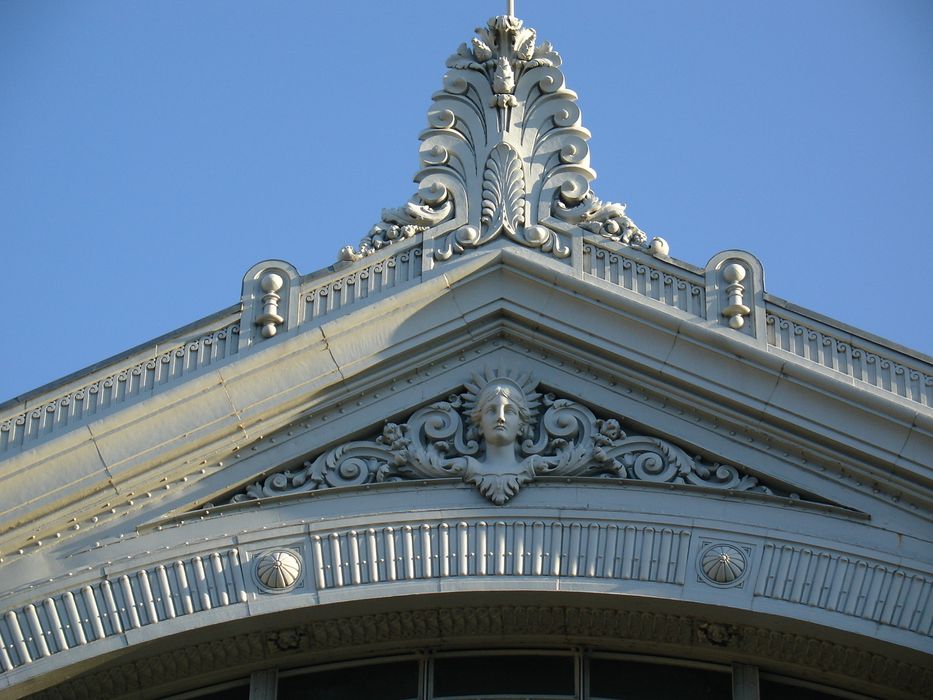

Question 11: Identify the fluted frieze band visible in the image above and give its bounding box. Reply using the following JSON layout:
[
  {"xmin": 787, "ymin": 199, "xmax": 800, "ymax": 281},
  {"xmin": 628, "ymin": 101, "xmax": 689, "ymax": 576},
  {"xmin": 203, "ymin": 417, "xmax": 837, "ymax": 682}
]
[{"xmin": 1, "ymin": 512, "xmax": 930, "ymax": 684}]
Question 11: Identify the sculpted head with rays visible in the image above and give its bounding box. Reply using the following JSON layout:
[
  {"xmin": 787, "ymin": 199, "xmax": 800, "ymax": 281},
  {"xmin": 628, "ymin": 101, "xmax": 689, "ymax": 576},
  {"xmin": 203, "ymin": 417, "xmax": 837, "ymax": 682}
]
[{"xmin": 462, "ymin": 369, "xmax": 541, "ymax": 451}]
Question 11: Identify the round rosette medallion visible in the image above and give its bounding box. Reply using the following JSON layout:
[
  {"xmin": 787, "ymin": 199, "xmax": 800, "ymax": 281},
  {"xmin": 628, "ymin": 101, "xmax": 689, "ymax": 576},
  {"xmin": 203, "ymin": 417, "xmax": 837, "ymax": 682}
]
[
  {"xmin": 697, "ymin": 543, "xmax": 748, "ymax": 587},
  {"xmin": 255, "ymin": 550, "xmax": 303, "ymax": 592}
]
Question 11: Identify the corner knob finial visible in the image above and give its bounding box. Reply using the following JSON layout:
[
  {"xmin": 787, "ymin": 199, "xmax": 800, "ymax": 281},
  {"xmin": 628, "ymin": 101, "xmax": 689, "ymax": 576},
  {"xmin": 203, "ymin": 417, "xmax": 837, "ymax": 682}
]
[
  {"xmin": 721, "ymin": 263, "xmax": 751, "ymax": 329},
  {"xmin": 255, "ymin": 272, "xmax": 285, "ymax": 338}
]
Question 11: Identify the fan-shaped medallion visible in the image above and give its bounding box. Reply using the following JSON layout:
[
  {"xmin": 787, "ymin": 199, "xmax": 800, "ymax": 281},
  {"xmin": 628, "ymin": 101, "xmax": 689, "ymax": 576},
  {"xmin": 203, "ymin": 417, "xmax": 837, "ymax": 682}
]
[
  {"xmin": 256, "ymin": 550, "xmax": 302, "ymax": 591},
  {"xmin": 698, "ymin": 544, "xmax": 747, "ymax": 586}
]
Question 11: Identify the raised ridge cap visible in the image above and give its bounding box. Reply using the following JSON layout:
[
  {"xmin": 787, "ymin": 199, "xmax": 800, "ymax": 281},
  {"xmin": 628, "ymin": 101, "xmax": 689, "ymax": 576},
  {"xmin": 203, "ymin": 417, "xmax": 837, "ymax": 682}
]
[
  {"xmin": 5, "ymin": 12, "xmax": 931, "ymax": 453},
  {"xmin": 0, "ymin": 306, "xmax": 241, "ymax": 453},
  {"xmin": 765, "ymin": 293, "xmax": 933, "ymax": 367},
  {"xmin": 0, "ymin": 304, "xmax": 241, "ymax": 414},
  {"xmin": 765, "ymin": 296, "xmax": 933, "ymax": 408}
]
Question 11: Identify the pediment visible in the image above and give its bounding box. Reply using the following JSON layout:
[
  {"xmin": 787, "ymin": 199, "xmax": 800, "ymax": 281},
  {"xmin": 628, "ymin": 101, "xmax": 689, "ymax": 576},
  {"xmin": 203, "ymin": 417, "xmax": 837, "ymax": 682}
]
[
  {"xmin": 3, "ymin": 249, "xmax": 921, "ymax": 572},
  {"xmin": 1, "ymin": 11, "xmax": 929, "ymax": 697},
  {"xmin": 182, "ymin": 366, "xmax": 847, "ymax": 517}
]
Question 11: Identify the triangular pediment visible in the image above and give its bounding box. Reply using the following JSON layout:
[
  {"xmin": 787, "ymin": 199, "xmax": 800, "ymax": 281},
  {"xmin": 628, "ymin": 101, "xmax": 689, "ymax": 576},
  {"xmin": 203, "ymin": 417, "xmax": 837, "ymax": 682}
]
[
  {"xmin": 2, "ymin": 247, "xmax": 922, "ymax": 569},
  {"xmin": 184, "ymin": 365, "xmax": 845, "ymax": 513}
]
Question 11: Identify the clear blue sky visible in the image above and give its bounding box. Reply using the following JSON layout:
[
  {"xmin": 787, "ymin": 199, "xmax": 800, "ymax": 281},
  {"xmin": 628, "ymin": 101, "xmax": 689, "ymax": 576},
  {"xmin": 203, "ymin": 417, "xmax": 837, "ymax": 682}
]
[{"xmin": 1, "ymin": 0, "xmax": 931, "ymax": 403}]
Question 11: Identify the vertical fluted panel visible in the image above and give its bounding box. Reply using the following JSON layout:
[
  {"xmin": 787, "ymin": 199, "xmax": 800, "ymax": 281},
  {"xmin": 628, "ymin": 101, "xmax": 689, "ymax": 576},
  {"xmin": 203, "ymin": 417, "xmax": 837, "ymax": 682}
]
[
  {"xmin": 754, "ymin": 542, "xmax": 931, "ymax": 634},
  {"xmin": 311, "ymin": 536, "xmax": 327, "ymax": 590},
  {"xmin": 210, "ymin": 552, "xmax": 230, "ymax": 607},
  {"xmin": 303, "ymin": 250, "xmax": 423, "ymax": 323},
  {"xmin": 81, "ymin": 586, "xmax": 105, "ymax": 641},
  {"xmin": 24, "ymin": 605, "xmax": 50, "ymax": 658},
  {"xmin": 421, "ymin": 524, "xmax": 434, "ymax": 579},
  {"xmin": 100, "ymin": 580, "xmax": 123, "ymax": 636},
  {"xmin": 0, "ymin": 549, "xmax": 248, "ymax": 673},
  {"xmin": 307, "ymin": 519, "xmax": 692, "ymax": 593},
  {"xmin": 0, "ymin": 622, "xmax": 14, "ymax": 671},
  {"xmin": 44, "ymin": 597, "xmax": 68, "ymax": 653},
  {"xmin": 402, "ymin": 526, "xmax": 416, "ymax": 580},
  {"xmin": 137, "ymin": 570, "xmax": 158, "ymax": 625},
  {"xmin": 174, "ymin": 560, "xmax": 194, "ymax": 615},
  {"xmin": 228, "ymin": 549, "xmax": 249, "ymax": 604},
  {"xmin": 458, "ymin": 522, "xmax": 470, "ymax": 577},
  {"xmin": 62, "ymin": 592, "xmax": 87, "ymax": 646},
  {"xmin": 330, "ymin": 531, "xmax": 345, "ymax": 587},
  {"xmin": 512, "ymin": 521, "xmax": 526, "ymax": 575},
  {"xmin": 192, "ymin": 556, "xmax": 212, "ymax": 611},
  {"xmin": 385, "ymin": 527, "xmax": 398, "ymax": 582},
  {"xmin": 155, "ymin": 565, "xmax": 176, "ymax": 620},
  {"xmin": 5, "ymin": 611, "xmax": 32, "ymax": 665},
  {"xmin": 438, "ymin": 523, "xmax": 451, "ymax": 577},
  {"xmin": 348, "ymin": 530, "xmax": 363, "ymax": 585},
  {"xmin": 2, "ymin": 528, "xmax": 927, "ymax": 679},
  {"xmin": 582, "ymin": 243, "xmax": 706, "ymax": 317},
  {"xmin": 366, "ymin": 529, "xmax": 380, "ymax": 583}
]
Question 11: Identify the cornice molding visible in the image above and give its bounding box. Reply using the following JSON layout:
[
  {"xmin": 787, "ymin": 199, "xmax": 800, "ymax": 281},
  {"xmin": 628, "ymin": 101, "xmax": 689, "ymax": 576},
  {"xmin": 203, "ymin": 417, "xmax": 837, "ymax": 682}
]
[
  {"xmin": 2, "ymin": 238, "xmax": 928, "ymax": 467},
  {"xmin": 1, "ymin": 504, "xmax": 929, "ymax": 694},
  {"xmin": 0, "ymin": 319, "xmax": 241, "ymax": 455},
  {"xmin": 27, "ymin": 603, "xmax": 932, "ymax": 700}
]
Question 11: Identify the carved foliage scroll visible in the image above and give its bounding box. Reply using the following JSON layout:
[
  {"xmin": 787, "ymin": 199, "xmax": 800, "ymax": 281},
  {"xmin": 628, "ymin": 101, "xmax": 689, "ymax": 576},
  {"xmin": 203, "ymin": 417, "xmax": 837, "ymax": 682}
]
[
  {"xmin": 230, "ymin": 371, "xmax": 794, "ymax": 506},
  {"xmin": 339, "ymin": 13, "xmax": 667, "ymax": 263}
]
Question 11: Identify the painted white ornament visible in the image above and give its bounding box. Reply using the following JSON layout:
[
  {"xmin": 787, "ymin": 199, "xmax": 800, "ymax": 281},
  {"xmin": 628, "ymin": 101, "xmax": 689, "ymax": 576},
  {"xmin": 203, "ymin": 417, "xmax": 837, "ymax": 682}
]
[
  {"xmin": 256, "ymin": 550, "xmax": 302, "ymax": 590},
  {"xmin": 699, "ymin": 544, "xmax": 747, "ymax": 585}
]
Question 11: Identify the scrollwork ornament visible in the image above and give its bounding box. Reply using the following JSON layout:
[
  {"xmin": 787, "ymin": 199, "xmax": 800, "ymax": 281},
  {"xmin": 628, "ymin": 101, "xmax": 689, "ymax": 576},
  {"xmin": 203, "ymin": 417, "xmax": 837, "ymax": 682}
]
[
  {"xmin": 553, "ymin": 188, "xmax": 668, "ymax": 257},
  {"xmin": 336, "ymin": 11, "xmax": 660, "ymax": 264},
  {"xmin": 340, "ymin": 183, "xmax": 454, "ymax": 262},
  {"xmin": 229, "ymin": 370, "xmax": 799, "ymax": 507}
]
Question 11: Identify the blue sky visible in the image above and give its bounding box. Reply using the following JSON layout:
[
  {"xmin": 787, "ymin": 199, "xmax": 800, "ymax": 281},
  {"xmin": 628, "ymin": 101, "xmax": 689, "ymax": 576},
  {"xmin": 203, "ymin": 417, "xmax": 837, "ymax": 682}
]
[{"xmin": 1, "ymin": 0, "xmax": 931, "ymax": 403}]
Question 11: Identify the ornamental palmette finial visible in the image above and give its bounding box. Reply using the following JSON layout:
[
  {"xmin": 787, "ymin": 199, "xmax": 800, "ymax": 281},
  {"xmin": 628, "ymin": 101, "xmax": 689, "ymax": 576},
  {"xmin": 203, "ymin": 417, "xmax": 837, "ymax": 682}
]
[{"xmin": 338, "ymin": 6, "xmax": 670, "ymax": 264}]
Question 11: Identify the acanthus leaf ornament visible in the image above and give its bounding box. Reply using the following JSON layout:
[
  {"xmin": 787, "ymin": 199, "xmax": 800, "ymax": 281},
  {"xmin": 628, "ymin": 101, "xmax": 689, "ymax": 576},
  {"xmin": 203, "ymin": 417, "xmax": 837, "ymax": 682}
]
[
  {"xmin": 340, "ymin": 183, "xmax": 453, "ymax": 263},
  {"xmin": 337, "ymin": 13, "xmax": 668, "ymax": 263},
  {"xmin": 229, "ymin": 369, "xmax": 803, "ymax": 507},
  {"xmin": 482, "ymin": 144, "xmax": 525, "ymax": 237}
]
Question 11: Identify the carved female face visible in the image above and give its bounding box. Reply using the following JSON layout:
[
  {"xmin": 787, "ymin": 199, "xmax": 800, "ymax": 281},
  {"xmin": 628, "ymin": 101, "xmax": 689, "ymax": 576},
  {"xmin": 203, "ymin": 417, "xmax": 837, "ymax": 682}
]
[{"xmin": 476, "ymin": 385, "xmax": 526, "ymax": 447}]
